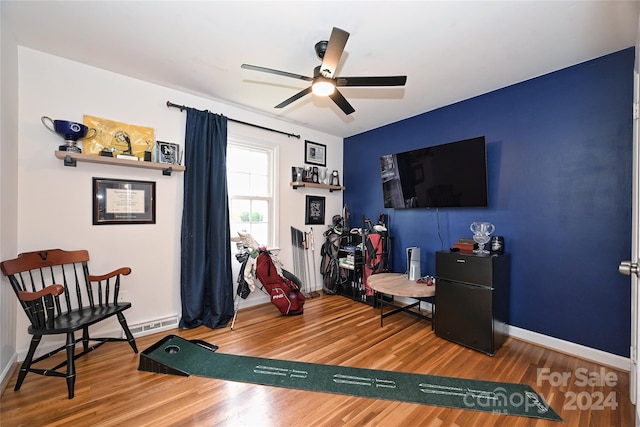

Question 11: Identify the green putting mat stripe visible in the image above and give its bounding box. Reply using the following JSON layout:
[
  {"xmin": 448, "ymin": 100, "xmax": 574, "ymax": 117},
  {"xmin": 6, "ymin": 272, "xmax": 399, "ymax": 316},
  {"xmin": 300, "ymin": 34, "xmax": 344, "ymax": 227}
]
[{"xmin": 141, "ymin": 335, "xmax": 562, "ymax": 422}]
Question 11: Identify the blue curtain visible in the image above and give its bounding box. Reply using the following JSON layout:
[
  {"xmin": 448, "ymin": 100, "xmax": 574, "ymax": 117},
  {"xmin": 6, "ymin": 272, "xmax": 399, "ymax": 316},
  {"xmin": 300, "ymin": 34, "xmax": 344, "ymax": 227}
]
[{"xmin": 179, "ymin": 108, "xmax": 234, "ymax": 329}]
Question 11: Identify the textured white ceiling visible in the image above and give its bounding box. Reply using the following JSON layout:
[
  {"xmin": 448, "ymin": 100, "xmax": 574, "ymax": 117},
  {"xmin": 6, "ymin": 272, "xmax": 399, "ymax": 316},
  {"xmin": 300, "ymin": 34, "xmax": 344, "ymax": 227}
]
[{"xmin": 3, "ymin": 1, "xmax": 639, "ymax": 137}]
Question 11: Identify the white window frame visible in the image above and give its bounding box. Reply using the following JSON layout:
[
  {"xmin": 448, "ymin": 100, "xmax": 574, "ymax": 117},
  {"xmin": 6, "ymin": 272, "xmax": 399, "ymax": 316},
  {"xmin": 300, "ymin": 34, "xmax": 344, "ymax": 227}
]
[{"xmin": 227, "ymin": 138, "xmax": 279, "ymax": 249}]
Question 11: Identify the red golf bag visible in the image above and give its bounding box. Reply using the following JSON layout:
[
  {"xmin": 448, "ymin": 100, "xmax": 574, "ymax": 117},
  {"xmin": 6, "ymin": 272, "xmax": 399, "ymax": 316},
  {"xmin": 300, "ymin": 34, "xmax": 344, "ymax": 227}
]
[
  {"xmin": 255, "ymin": 251, "xmax": 305, "ymax": 315},
  {"xmin": 363, "ymin": 230, "xmax": 388, "ymax": 296}
]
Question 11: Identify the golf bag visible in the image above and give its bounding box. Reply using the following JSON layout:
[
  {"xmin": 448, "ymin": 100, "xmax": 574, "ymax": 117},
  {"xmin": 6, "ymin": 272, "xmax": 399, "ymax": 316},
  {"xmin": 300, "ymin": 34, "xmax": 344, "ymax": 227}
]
[
  {"xmin": 363, "ymin": 231, "xmax": 387, "ymax": 296},
  {"xmin": 255, "ymin": 250, "xmax": 305, "ymax": 315},
  {"xmin": 320, "ymin": 216, "xmax": 345, "ymax": 294}
]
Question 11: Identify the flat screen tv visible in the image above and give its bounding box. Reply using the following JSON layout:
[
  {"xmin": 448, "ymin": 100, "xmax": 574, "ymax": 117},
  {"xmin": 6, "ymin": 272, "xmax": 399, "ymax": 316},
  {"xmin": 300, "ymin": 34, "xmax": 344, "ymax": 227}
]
[{"xmin": 380, "ymin": 136, "xmax": 488, "ymax": 208}]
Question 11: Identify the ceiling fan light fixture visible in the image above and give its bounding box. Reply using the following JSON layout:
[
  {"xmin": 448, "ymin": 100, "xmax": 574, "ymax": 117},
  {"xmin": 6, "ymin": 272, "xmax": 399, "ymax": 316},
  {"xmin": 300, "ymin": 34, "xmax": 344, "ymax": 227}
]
[
  {"xmin": 312, "ymin": 78, "xmax": 335, "ymax": 96},
  {"xmin": 242, "ymin": 27, "xmax": 406, "ymax": 115}
]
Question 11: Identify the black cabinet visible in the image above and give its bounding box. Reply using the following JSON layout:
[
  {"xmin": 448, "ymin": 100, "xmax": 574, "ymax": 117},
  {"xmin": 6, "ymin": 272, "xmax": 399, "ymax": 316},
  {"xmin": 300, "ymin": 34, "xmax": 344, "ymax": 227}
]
[{"xmin": 434, "ymin": 251, "xmax": 510, "ymax": 355}]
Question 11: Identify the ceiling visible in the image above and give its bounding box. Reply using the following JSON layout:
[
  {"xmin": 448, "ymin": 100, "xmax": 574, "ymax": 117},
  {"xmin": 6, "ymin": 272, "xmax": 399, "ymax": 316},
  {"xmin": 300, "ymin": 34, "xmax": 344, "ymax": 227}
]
[{"xmin": 3, "ymin": 1, "xmax": 639, "ymax": 138}]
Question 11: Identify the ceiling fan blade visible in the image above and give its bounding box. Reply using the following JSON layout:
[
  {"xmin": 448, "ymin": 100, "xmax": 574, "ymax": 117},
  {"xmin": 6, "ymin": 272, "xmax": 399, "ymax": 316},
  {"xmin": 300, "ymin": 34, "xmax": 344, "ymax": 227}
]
[
  {"xmin": 241, "ymin": 64, "xmax": 313, "ymax": 82},
  {"xmin": 336, "ymin": 76, "xmax": 407, "ymax": 87},
  {"xmin": 320, "ymin": 27, "xmax": 349, "ymax": 78},
  {"xmin": 275, "ymin": 87, "xmax": 313, "ymax": 109},
  {"xmin": 329, "ymin": 89, "xmax": 355, "ymax": 115}
]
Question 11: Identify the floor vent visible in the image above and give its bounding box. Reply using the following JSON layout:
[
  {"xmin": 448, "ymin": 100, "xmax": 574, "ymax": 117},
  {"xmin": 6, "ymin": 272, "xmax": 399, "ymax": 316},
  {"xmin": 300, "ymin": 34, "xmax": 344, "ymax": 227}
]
[{"xmin": 125, "ymin": 316, "xmax": 179, "ymax": 338}]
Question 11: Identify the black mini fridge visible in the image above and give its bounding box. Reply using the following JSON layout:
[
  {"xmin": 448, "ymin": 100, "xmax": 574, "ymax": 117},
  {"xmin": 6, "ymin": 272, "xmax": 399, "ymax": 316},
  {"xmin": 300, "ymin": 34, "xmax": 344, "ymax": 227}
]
[{"xmin": 435, "ymin": 251, "xmax": 510, "ymax": 355}]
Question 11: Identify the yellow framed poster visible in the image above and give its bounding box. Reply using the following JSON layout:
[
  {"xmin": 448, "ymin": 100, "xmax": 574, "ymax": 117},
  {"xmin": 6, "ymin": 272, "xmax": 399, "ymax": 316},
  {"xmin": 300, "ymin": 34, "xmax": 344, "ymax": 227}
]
[{"xmin": 82, "ymin": 115, "xmax": 155, "ymax": 159}]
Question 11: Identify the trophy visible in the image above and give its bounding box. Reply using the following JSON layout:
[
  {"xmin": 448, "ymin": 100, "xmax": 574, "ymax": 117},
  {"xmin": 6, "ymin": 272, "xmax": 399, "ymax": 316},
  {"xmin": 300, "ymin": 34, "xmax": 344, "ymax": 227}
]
[
  {"xmin": 291, "ymin": 167, "xmax": 303, "ymax": 182},
  {"xmin": 330, "ymin": 170, "xmax": 340, "ymax": 186},
  {"xmin": 41, "ymin": 116, "xmax": 97, "ymax": 153},
  {"xmin": 303, "ymin": 166, "xmax": 313, "ymax": 182},
  {"xmin": 319, "ymin": 168, "xmax": 328, "ymax": 184},
  {"xmin": 470, "ymin": 222, "xmax": 495, "ymax": 255}
]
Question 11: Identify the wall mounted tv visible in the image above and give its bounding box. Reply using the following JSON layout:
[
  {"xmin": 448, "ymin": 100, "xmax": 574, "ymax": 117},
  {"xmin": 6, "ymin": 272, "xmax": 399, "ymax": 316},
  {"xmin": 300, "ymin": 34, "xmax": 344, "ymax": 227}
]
[{"xmin": 380, "ymin": 136, "xmax": 488, "ymax": 208}]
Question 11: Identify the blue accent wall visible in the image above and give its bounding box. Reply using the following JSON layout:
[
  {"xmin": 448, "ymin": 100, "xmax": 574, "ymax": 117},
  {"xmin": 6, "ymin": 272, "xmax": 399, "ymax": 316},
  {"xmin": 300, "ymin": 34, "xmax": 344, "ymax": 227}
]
[{"xmin": 344, "ymin": 48, "xmax": 634, "ymax": 356}]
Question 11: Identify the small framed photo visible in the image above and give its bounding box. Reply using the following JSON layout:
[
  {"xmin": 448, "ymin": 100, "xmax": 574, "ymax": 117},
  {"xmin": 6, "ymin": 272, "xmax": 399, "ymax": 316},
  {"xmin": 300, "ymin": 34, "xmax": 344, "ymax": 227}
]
[
  {"xmin": 304, "ymin": 140, "xmax": 326, "ymax": 167},
  {"xmin": 93, "ymin": 177, "xmax": 156, "ymax": 225},
  {"xmin": 156, "ymin": 141, "xmax": 181, "ymax": 165},
  {"xmin": 305, "ymin": 195, "xmax": 325, "ymax": 225}
]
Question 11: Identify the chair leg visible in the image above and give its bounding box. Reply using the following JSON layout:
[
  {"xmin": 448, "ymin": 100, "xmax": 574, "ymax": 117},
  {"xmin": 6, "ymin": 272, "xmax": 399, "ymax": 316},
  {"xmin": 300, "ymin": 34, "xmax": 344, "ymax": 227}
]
[
  {"xmin": 117, "ymin": 312, "xmax": 138, "ymax": 353},
  {"xmin": 14, "ymin": 335, "xmax": 41, "ymax": 391},
  {"xmin": 65, "ymin": 332, "xmax": 76, "ymax": 399},
  {"xmin": 82, "ymin": 326, "xmax": 90, "ymax": 351}
]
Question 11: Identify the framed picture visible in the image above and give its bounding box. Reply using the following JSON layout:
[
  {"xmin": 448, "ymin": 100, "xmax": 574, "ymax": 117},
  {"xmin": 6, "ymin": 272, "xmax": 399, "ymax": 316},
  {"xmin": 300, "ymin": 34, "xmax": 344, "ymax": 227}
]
[
  {"xmin": 305, "ymin": 195, "xmax": 325, "ymax": 225},
  {"xmin": 93, "ymin": 178, "xmax": 156, "ymax": 225},
  {"xmin": 304, "ymin": 140, "xmax": 326, "ymax": 166},
  {"xmin": 156, "ymin": 141, "xmax": 181, "ymax": 165}
]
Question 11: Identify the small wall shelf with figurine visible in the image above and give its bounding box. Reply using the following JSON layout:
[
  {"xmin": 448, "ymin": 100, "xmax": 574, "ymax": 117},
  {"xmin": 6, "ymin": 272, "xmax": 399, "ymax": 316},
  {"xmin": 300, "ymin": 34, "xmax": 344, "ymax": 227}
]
[
  {"xmin": 54, "ymin": 151, "xmax": 185, "ymax": 176},
  {"xmin": 289, "ymin": 181, "xmax": 345, "ymax": 192}
]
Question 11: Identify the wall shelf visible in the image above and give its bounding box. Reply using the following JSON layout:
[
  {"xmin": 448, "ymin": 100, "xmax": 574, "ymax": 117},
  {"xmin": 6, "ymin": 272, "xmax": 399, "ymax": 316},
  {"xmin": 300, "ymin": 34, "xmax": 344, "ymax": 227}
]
[
  {"xmin": 290, "ymin": 181, "xmax": 345, "ymax": 192},
  {"xmin": 55, "ymin": 151, "xmax": 185, "ymax": 176}
]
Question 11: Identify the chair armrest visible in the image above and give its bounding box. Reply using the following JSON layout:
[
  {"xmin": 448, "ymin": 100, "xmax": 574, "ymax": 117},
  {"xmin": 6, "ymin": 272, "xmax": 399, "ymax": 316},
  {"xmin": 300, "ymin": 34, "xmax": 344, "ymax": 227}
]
[
  {"xmin": 18, "ymin": 284, "xmax": 64, "ymax": 302},
  {"xmin": 88, "ymin": 267, "xmax": 132, "ymax": 282}
]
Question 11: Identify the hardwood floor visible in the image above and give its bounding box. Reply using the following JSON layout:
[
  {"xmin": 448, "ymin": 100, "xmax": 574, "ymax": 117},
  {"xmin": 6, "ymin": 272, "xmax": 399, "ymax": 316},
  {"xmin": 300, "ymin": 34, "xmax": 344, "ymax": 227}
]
[{"xmin": 0, "ymin": 294, "xmax": 634, "ymax": 426}]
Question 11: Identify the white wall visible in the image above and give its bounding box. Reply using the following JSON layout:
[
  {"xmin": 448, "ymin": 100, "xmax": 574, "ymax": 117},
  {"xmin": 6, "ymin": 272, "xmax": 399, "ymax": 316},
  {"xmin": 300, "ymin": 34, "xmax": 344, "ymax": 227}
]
[
  {"xmin": 0, "ymin": 1, "xmax": 20, "ymax": 387},
  {"xmin": 15, "ymin": 47, "xmax": 343, "ymax": 354}
]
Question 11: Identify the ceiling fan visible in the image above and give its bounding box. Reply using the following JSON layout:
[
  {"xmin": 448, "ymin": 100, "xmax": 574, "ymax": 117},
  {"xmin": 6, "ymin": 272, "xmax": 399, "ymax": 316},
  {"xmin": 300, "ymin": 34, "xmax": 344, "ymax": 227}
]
[{"xmin": 241, "ymin": 27, "xmax": 407, "ymax": 115}]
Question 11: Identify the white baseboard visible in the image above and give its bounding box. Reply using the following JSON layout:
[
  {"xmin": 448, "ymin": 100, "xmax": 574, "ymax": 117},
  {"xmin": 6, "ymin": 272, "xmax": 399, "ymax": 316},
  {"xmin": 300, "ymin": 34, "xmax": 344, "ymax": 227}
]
[
  {"xmin": 395, "ymin": 297, "xmax": 630, "ymax": 371},
  {"xmin": 0, "ymin": 351, "xmax": 18, "ymax": 394},
  {"xmin": 507, "ymin": 325, "xmax": 631, "ymax": 371}
]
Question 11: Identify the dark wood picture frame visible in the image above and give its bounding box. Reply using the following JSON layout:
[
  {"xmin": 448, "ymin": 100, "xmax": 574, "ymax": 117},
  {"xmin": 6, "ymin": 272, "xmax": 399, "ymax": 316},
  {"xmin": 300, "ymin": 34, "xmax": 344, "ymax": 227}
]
[
  {"xmin": 93, "ymin": 177, "xmax": 156, "ymax": 225},
  {"xmin": 304, "ymin": 140, "xmax": 326, "ymax": 167},
  {"xmin": 305, "ymin": 195, "xmax": 326, "ymax": 225}
]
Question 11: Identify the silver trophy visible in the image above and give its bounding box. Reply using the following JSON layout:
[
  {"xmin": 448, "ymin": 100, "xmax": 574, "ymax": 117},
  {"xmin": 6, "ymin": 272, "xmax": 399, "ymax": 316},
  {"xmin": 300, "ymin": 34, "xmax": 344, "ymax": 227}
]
[
  {"xmin": 470, "ymin": 222, "xmax": 495, "ymax": 255},
  {"xmin": 41, "ymin": 116, "xmax": 97, "ymax": 153}
]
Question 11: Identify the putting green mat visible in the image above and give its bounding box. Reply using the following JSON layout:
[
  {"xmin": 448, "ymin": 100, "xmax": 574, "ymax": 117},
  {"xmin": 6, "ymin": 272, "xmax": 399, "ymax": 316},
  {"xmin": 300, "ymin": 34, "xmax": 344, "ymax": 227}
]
[{"xmin": 139, "ymin": 335, "xmax": 562, "ymax": 422}]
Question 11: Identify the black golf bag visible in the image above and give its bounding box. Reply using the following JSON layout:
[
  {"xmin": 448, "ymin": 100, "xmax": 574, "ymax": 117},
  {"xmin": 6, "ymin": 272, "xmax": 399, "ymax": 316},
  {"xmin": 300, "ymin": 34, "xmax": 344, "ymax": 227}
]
[{"xmin": 320, "ymin": 215, "xmax": 346, "ymax": 294}]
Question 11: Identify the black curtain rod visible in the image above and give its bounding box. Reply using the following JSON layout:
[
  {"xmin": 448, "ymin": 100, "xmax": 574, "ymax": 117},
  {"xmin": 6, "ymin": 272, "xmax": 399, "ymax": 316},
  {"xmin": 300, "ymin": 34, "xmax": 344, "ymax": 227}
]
[{"xmin": 166, "ymin": 101, "xmax": 300, "ymax": 139}]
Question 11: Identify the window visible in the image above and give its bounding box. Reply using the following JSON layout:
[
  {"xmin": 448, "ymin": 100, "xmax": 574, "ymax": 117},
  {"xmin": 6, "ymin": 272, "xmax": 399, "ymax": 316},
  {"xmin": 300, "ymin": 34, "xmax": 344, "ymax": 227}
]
[{"xmin": 227, "ymin": 141, "xmax": 276, "ymax": 248}]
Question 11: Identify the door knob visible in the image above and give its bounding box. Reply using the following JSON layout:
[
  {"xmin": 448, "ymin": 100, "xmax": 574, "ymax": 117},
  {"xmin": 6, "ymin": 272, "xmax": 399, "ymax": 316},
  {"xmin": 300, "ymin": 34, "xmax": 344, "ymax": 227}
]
[{"xmin": 619, "ymin": 260, "xmax": 639, "ymax": 276}]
